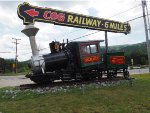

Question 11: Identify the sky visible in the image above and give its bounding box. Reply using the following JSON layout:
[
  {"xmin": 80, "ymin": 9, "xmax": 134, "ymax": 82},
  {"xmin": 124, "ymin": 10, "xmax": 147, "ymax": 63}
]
[{"xmin": 0, "ymin": 0, "xmax": 150, "ymax": 61}]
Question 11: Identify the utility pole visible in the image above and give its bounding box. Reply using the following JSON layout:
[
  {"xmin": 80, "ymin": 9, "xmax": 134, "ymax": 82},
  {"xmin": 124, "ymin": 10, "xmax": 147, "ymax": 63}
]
[
  {"xmin": 12, "ymin": 38, "xmax": 21, "ymax": 73},
  {"xmin": 142, "ymin": 0, "xmax": 150, "ymax": 72}
]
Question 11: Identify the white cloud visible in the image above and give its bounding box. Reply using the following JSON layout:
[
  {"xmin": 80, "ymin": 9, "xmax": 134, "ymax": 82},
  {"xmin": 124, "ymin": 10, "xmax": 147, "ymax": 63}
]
[
  {"xmin": 0, "ymin": 34, "xmax": 18, "ymax": 59},
  {"xmin": 0, "ymin": 33, "xmax": 32, "ymax": 61},
  {"xmin": 28, "ymin": 1, "xmax": 38, "ymax": 6},
  {"xmin": 36, "ymin": 23, "xmax": 58, "ymax": 35},
  {"xmin": 68, "ymin": 5, "xmax": 89, "ymax": 15},
  {"xmin": 108, "ymin": 35, "xmax": 142, "ymax": 45},
  {"xmin": 87, "ymin": 31, "xmax": 140, "ymax": 46},
  {"xmin": 0, "ymin": 4, "xmax": 20, "ymax": 28},
  {"xmin": 88, "ymin": 0, "xmax": 142, "ymax": 22},
  {"xmin": 0, "ymin": 0, "xmax": 149, "ymax": 61}
]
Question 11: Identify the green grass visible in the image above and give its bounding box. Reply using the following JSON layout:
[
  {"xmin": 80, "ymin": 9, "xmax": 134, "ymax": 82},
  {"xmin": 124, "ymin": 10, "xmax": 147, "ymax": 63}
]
[{"xmin": 0, "ymin": 74, "xmax": 150, "ymax": 113}]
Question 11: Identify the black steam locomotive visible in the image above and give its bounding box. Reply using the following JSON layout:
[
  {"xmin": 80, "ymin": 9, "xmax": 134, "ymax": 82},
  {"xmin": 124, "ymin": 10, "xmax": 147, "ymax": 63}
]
[{"xmin": 27, "ymin": 40, "xmax": 129, "ymax": 84}]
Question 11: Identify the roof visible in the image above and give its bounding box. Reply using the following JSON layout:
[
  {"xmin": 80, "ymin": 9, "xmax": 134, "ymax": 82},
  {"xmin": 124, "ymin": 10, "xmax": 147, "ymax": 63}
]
[{"xmin": 70, "ymin": 40, "xmax": 104, "ymax": 43}]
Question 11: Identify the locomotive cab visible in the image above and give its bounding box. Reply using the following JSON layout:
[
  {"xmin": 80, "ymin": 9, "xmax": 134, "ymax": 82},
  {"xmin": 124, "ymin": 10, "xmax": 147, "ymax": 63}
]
[{"xmin": 69, "ymin": 40, "xmax": 104, "ymax": 69}]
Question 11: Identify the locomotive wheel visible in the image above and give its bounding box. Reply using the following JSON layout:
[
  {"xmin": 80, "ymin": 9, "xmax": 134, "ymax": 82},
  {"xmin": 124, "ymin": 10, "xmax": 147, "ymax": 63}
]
[
  {"xmin": 113, "ymin": 71, "xmax": 117, "ymax": 77},
  {"xmin": 98, "ymin": 72, "xmax": 103, "ymax": 79},
  {"xmin": 82, "ymin": 74, "xmax": 90, "ymax": 81},
  {"xmin": 30, "ymin": 76, "xmax": 52, "ymax": 84},
  {"xmin": 107, "ymin": 72, "xmax": 114, "ymax": 79},
  {"xmin": 123, "ymin": 71, "xmax": 129, "ymax": 79}
]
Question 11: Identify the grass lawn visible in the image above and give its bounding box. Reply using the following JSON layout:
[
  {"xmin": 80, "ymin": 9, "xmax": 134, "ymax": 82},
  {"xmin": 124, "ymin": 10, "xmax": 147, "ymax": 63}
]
[{"xmin": 0, "ymin": 74, "xmax": 150, "ymax": 113}]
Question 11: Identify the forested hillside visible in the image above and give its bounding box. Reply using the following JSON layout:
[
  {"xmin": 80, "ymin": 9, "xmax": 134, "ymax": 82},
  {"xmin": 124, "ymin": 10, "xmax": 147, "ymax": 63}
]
[
  {"xmin": 101, "ymin": 41, "xmax": 148, "ymax": 65},
  {"xmin": 4, "ymin": 59, "xmax": 29, "ymax": 73}
]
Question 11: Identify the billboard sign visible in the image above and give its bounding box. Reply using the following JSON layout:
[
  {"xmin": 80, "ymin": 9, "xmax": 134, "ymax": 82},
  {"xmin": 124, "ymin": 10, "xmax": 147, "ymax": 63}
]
[{"xmin": 17, "ymin": 2, "xmax": 131, "ymax": 34}]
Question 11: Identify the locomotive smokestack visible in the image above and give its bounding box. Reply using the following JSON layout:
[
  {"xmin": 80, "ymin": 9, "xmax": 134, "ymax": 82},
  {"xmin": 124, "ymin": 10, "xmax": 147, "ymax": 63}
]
[{"xmin": 21, "ymin": 24, "xmax": 39, "ymax": 56}]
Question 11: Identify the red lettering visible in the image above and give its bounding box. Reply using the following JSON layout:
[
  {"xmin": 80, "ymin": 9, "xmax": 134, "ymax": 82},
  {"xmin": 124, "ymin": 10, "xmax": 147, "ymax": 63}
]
[
  {"xmin": 43, "ymin": 11, "xmax": 51, "ymax": 19},
  {"xmin": 83, "ymin": 56, "xmax": 100, "ymax": 64},
  {"xmin": 57, "ymin": 13, "xmax": 65, "ymax": 22},
  {"xmin": 43, "ymin": 11, "xmax": 65, "ymax": 22},
  {"xmin": 50, "ymin": 12, "xmax": 58, "ymax": 20},
  {"xmin": 110, "ymin": 56, "xmax": 125, "ymax": 64}
]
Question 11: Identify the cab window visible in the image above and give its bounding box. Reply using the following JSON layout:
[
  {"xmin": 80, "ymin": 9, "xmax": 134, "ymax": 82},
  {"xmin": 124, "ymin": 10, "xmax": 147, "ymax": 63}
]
[
  {"xmin": 81, "ymin": 45, "xmax": 90, "ymax": 54},
  {"xmin": 81, "ymin": 44, "xmax": 98, "ymax": 55},
  {"xmin": 90, "ymin": 44, "xmax": 97, "ymax": 53}
]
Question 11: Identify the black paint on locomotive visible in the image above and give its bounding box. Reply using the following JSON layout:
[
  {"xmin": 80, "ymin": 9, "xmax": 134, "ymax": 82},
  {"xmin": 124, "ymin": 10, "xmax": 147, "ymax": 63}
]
[{"xmin": 27, "ymin": 40, "xmax": 129, "ymax": 84}]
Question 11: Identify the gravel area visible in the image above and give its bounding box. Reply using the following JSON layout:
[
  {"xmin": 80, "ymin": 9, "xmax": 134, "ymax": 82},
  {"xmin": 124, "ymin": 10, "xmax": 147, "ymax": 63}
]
[{"xmin": 1, "ymin": 79, "xmax": 132, "ymax": 99}]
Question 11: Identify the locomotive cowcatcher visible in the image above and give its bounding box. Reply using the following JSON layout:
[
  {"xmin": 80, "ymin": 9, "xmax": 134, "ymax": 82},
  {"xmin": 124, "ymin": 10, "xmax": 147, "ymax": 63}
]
[{"xmin": 27, "ymin": 40, "xmax": 129, "ymax": 84}]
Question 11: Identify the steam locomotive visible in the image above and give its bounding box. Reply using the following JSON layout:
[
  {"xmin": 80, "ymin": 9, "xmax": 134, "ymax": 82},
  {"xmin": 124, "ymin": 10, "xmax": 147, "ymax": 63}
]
[{"xmin": 27, "ymin": 40, "xmax": 129, "ymax": 84}]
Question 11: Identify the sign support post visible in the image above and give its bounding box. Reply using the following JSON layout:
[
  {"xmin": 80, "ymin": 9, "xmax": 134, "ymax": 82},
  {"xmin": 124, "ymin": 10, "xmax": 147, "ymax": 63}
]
[
  {"xmin": 105, "ymin": 31, "xmax": 108, "ymax": 53},
  {"xmin": 21, "ymin": 24, "xmax": 39, "ymax": 57}
]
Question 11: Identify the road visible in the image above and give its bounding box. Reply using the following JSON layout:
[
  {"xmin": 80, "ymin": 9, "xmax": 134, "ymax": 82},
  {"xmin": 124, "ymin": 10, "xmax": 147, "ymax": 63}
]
[
  {"xmin": 129, "ymin": 68, "xmax": 149, "ymax": 75},
  {"xmin": 0, "ymin": 75, "xmax": 34, "ymax": 88},
  {"xmin": 0, "ymin": 68, "xmax": 149, "ymax": 88}
]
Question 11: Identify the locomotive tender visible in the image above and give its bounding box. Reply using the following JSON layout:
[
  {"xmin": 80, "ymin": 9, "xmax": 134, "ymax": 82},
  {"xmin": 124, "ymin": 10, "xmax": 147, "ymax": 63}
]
[{"xmin": 26, "ymin": 39, "xmax": 129, "ymax": 84}]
